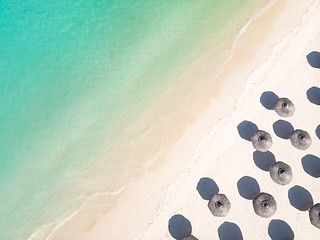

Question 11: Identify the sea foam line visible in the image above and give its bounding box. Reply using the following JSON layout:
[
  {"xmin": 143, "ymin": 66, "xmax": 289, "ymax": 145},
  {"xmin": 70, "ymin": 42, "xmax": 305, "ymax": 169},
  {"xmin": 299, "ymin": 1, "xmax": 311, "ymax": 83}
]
[
  {"xmin": 27, "ymin": 182, "xmax": 132, "ymax": 240},
  {"xmin": 197, "ymin": 0, "xmax": 275, "ymax": 101},
  {"xmin": 26, "ymin": 205, "xmax": 84, "ymax": 240},
  {"xmin": 42, "ymin": 186, "xmax": 128, "ymax": 240},
  {"xmin": 231, "ymin": 0, "xmax": 275, "ymax": 53}
]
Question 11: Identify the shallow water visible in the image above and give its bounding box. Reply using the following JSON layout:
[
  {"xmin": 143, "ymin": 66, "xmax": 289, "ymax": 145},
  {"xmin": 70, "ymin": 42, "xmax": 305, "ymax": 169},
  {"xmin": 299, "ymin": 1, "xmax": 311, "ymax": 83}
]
[{"xmin": 0, "ymin": 0, "xmax": 269, "ymax": 238}]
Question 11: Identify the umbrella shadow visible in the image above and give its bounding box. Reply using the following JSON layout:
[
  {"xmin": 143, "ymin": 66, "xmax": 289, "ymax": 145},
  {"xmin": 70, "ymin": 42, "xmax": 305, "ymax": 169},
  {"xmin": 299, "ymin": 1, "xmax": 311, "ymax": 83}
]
[
  {"xmin": 196, "ymin": 177, "xmax": 219, "ymax": 200},
  {"xmin": 301, "ymin": 154, "xmax": 320, "ymax": 178},
  {"xmin": 218, "ymin": 221, "xmax": 243, "ymax": 240},
  {"xmin": 260, "ymin": 91, "xmax": 279, "ymax": 110},
  {"xmin": 272, "ymin": 120, "xmax": 294, "ymax": 139},
  {"xmin": 316, "ymin": 125, "xmax": 320, "ymax": 139},
  {"xmin": 168, "ymin": 214, "xmax": 192, "ymax": 240},
  {"xmin": 253, "ymin": 150, "xmax": 276, "ymax": 171},
  {"xmin": 268, "ymin": 219, "xmax": 294, "ymax": 240},
  {"xmin": 306, "ymin": 51, "xmax": 320, "ymax": 68},
  {"xmin": 237, "ymin": 176, "xmax": 260, "ymax": 200},
  {"xmin": 288, "ymin": 185, "xmax": 313, "ymax": 211},
  {"xmin": 307, "ymin": 86, "xmax": 320, "ymax": 105},
  {"xmin": 237, "ymin": 121, "xmax": 259, "ymax": 141}
]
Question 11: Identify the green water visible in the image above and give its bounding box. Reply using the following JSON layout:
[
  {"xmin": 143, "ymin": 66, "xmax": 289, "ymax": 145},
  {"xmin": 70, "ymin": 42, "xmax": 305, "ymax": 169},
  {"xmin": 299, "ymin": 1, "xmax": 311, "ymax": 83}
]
[{"xmin": 0, "ymin": 0, "xmax": 269, "ymax": 238}]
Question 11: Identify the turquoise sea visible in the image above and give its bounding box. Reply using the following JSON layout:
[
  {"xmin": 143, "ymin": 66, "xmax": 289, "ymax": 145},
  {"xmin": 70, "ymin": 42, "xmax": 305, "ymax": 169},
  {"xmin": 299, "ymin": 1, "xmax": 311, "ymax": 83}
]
[{"xmin": 0, "ymin": 0, "xmax": 269, "ymax": 239}]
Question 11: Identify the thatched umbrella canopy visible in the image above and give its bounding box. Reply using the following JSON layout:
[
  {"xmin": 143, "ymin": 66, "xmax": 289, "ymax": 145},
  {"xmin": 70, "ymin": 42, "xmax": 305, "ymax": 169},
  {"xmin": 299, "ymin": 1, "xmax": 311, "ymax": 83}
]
[
  {"xmin": 274, "ymin": 98, "xmax": 295, "ymax": 117},
  {"xmin": 269, "ymin": 161, "xmax": 293, "ymax": 185},
  {"xmin": 181, "ymin": 235, "xmax": 199, "ymax": 240},
  {"xmin": 250, "ymin": 130, "xmax": 272, "ymax": 152},
  {"xmin": 309, "ymin": 203, "xmax": 320, "ymax": 229},
  {"xmin": 208, "ymin": 194, "xmax": 231, "ymax": 217},
  {"xmin": 289, "ymin": 129, "xmax": 312, "ymax": 150},
  {"xmin": 252, "ymin": 192, "xmax": 277, "ymax": 218}
]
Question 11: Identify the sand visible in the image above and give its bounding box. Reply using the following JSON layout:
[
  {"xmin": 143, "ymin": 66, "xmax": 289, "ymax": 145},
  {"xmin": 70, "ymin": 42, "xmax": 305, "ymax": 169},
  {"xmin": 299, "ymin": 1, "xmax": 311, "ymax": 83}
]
[{"xmin": 49, "ymin": 0, "xmax": 320, "ymax": 239}]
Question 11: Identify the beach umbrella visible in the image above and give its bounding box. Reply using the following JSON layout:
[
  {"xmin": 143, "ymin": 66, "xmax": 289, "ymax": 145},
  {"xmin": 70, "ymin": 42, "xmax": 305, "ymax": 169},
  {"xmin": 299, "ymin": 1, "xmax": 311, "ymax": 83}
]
[
  {"xmin": 274, "ymin": 98, "xmax": 295, "ymax": 117},
  {"xmin": 252, "ymin": 192, "xmax": 277, "ymax": 218},
  {"xmin": 269, "ymin": 161, "xmax": 292, "ymax": 185},
  {"xmin": 181, "ymin": 235, "xmax": 199, "ymax": 240},
  {"xmin": 208, "ymin": 194, "xmax": 231, "ymax": 217},
  {"xmin": 250, "ymin": 130, "xmax": 272, "ymax": 152},
  {"xmin": 309, "ymin": 203, "xmax": 320, "ymax": 229},
  {"xmin": 289, "ymin": 129, "xmax": 312, "ymax": 150}
]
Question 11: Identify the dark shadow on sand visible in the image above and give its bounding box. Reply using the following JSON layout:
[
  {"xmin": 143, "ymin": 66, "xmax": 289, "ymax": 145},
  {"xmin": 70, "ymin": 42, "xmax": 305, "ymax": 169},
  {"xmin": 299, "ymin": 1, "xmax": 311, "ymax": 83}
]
[
  {"xmin": 237, "ymin": 176, "xmax": 260, "ymax": 200},
  {"xmin": 196, "ymin": 177, "xmax": 219, "ymax": 200},
  {"xmin": 272, "ymin": 120, "xmax": 294, "ymax": 139},
  {"xmin": 268, "ymin": 219, "xmax": 294, "ymax": 240},
  {"xmin": 306, "ymin": 51, "xmax": 320, "ymax": 68},
  {"xmin": 260, "ymin": 91, "xmax": 279, "ymax": 110},
  {"xmin": 237, "ymin": 121, "xmax": 258, "ymax": 141},
  {"xmin": 307, "ymin": 86, "xmax": 320, "ymax": 105},
  {"xmin": 316, "ymin": 125, "xmax": 320, "ymax": 139},
  {"xmin": 301, "ymin": 154, "xmax": 320, "ymax": 178},
  {"xmin": 218, "ymin": 221, "xmax": 243, "ymax": 240},
  {"xmin": 253, "ymin": 151, "xmax": 276, "ymax": 171},
  {"xmin": 288, "ymin": 185, "xmax": 313, "ymax": 211},
  {"xmin": 168, "ymin": 214, "xmax": 192, "ymax": 240}
]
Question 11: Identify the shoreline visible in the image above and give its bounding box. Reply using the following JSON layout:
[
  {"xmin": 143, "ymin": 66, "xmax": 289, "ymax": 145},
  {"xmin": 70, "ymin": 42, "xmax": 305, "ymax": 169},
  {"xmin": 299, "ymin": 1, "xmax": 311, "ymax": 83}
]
[
  {"xmin": 40, "ymin": 0, "xmax": 318, "ymax": 239},
  {"xmin": 139, "ymin": 0, "xmax": 320, "ymax": 238}
]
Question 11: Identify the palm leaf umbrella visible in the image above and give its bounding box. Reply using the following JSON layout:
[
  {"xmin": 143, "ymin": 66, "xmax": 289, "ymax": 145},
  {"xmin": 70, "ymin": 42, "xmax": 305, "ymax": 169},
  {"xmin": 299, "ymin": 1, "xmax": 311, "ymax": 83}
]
[
  {"xmin": 250, "ymin": 130, "xmax": 272, "ymax": 152},
  {"xmin": 182, "ymin": 235, "xmax": 199, "ymax": 240},
  {"xmin": 269, "ymin": 161, "xmax": 293, "ymax": 185},
  {"xmin": 274, "ymin": 98, "xmax": 295, "ymax": 117},
  {"xmin": 309, "ymin": 203, "xmax": 320, "ymax": 228},
  {"xmin": 253, "ymin": 192, "xmax": 277, "ymax": 218},
  {"xmin": 208, "ymin": 194, "xmax": 231, "ymax": 217},
  {"xmin": 290, "ymin": 129, "xmax": 312, "ymax": 150}
]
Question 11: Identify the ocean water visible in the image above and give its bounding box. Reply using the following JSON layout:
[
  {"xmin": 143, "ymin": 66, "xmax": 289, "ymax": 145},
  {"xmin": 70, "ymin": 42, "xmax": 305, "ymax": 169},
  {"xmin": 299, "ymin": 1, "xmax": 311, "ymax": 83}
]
[{"xmin": 0, "ymin": 0, "xmax": 269, "ymax": 239}]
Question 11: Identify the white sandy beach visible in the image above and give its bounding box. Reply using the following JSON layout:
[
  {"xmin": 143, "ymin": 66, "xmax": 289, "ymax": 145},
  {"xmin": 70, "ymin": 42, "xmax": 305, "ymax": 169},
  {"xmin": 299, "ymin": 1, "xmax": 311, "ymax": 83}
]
[{"xmin": 49, "ymin": 0, "xmax": 320, "ymax": 239}]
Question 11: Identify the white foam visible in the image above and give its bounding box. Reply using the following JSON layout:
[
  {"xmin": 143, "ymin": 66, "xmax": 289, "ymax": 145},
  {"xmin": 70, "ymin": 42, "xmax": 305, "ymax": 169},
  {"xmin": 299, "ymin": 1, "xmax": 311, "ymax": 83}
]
[
  {"xmin": 203, "ymin": 0, "xmax": 276, "ymax": 95},
  {"xmin": 27, "ymin": 182, "xmax": 133, "ymax": 240}
]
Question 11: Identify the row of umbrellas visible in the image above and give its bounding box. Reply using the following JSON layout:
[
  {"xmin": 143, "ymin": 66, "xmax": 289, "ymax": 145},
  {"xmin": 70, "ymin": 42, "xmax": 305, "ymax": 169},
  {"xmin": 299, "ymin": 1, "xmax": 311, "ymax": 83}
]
[
  {"xmin": 205, "ymin": 166, "xmax": 320, "ymax": 227},
  {"xmin": 251, "ymin": 128, "xmax": 312, "ymax": 152},
  {"xmin": 207, "ymin": 192, "xmax": 277, "ymax": 218}
]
